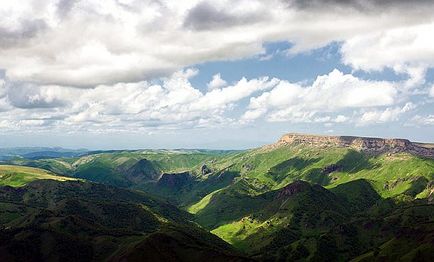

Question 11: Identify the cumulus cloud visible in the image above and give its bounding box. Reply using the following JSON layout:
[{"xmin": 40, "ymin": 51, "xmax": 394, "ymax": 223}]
[
  {"xmin": 207, "ymin": 74, "xmax": 227, "ymax": 90},
  {"xmin": 358, "ymin": 102, "xmax": 415, "ymax": 126},
  {"xmin": 0, "ymin": 67, "xmax": 429, "ymax": 133},
  {"xmin": 0, "ymin": 69, "xmax": 280, "ymax": 132},
  {"xmin": 1, "ymin": 0, "xmax": 434, "ymax": 86},
  {"xmin": 242, "ymin": 69, "xmax": 398, "ymax": 123},
  {"xmin": 341, "ymin": 23, "xmax": 434, "ymax": 78},
  {"xmin": 1, "ymin": 0, "xmax": 434, "ymax": 136},
  {"xmin": 410, "ymin": 115, "xmax": 434, "ymax": 126}
]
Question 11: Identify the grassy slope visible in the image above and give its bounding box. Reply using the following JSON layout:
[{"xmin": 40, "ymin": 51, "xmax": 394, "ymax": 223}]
[
  {"xmin": 188, "ymin": 145, "xmax": 433, "ymax": 215},
  {"xmin": 2, "ymin": 143, "xmax": 433, "ymax": 260},
  {"xmin": 0, "ymin": 165, "xmax": 78, "ymax": 187},
  {"xmin": 177, "ymin": 143, "xmax": 434, "ymax": 260},
  {"xmin": 7, "ymin": 150, "xmax": 233, "ymax": 187},
  {"xmin": 0, "ymin": 180, "xmax": 246, "ymax": 261}
]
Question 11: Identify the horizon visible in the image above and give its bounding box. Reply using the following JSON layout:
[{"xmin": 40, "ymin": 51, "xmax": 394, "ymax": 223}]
[
  {"xmin": 2, "ymin": 131, "xmax": 434, "ymax": 151},
  {"xmin": 1, "ymin": 1, "xmax": 434, "ymax": 148}
]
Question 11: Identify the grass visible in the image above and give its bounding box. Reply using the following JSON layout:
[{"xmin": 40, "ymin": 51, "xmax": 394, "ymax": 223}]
[
  {"xmin": 187, "ymin": 188, "xmax": 224, "ymax": 214},
  {"xmin": 211, "ymin": 217, "xmax": 264, "ymax": 249},
  {"xmin": 0, "ymin": 165, "xmax": 77, "ymax": 187}
]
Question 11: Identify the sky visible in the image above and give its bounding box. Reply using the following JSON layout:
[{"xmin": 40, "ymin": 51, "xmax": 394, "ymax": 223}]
[{"xmin": 0, "ymin": 0, "xmax": 434, "ymax": 149}]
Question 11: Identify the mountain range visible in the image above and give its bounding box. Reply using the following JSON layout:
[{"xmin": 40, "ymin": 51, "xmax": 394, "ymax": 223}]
[{"xmin": 0, "ymin": 133, "xmax": 433, "ymax": 261}]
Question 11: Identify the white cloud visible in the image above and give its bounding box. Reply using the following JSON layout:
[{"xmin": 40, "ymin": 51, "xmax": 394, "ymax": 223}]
[
  {"xmin": 430, "ymin": 85, "xmax": 434, "ymax": 97},
  {"xmin": 0, "ymin": 67, "xmax": 429, "ymax": 133},
  {"xmin": 242, "ymin": 69, "xmax": 398, "ymax": 123},
  {"xmin": 1, "ymin": 0, "xmax": 434, "ymax": 87},
  {"xmin": 207, "ymin": 73, "xmax": 227, "ymax": 90},
  {"xmin": 0, "ymin": 68, "xmax": 280, "ymax": 132},
  {"xmin": 410, "ymin": 115, "xmax": 434, "ymax": 126},
  {"xmin": 358, "ymin": 102, "xmax": 415, "ymax": 125},
  {"xmin": 341, "ymin": 23, "xmax": 434, "ymax": 77},
  {"xmin": 334, "ymin": 115, "xmax": 348, "ymax": 123}
]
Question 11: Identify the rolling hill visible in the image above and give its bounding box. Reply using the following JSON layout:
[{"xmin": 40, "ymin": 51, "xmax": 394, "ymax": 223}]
[
  {"xmin": 0, "ymin": 179, "xmax": 248, "ymax": 261},
  {"xmin": 1, "ymin": 133, "xmax": 433, "ymax": 261},
  {"xmin": 0, "ymin": 165, "xmax": 78, "ymax": 187}
]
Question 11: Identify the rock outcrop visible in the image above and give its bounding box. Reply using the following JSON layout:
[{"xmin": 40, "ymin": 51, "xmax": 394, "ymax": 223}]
[
  {"xmin": 157, "ymin": 172, "xmax": 191, "ymax": 189},
  {"xmin": 200, "ymin": 164, "xmax": 212, "ymax": 175},
  {"xmin": 278, "ymin": 133, "xmax": 434, "ymax": 158}
]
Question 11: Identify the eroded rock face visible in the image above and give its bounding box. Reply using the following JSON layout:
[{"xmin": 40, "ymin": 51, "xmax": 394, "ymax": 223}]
[
  {"xmin": 157, "ymin": 172, "xmax": 191, "ymax": 189},
  {"xmin": 278, "ymin": 133, "xmax": 434, "ymax": 158},
  {"xmin": 200, "ymin": 164, "xmax": 211, "ymax": 175}
]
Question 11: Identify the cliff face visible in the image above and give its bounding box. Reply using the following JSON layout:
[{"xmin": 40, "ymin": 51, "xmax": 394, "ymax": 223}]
[{"xmin": 278, "ymin": 133, "xmax": 434, "ymax": 158}]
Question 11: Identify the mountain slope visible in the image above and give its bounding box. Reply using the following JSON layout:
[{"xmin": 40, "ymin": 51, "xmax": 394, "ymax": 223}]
[
  {"xmin": 0, "ymin": 165, "xmax": 78, "ymax": 187},
  {"xmin": 0, "ymin": 180, "xmax": 247, "ymax": 261},
  {"xmin": 7, "ymin": 150, "xmax": 234, "ymax": 189},
  {"xmin": 1, "ymin": 133, "xmax": 433, "ymax": 261}
]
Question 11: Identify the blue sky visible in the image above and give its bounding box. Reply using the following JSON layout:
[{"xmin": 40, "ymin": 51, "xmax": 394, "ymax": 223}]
[{"xmin": 0, "ymin": 0, "xmax": 433, "ymax": 149}]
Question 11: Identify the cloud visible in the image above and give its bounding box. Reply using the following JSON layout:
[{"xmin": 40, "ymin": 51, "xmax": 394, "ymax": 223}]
[
  {"xmin": 1, "ymin": 0, "xmax": 434, "ymax": 87},
  {"xmin": 207, "ymin": 73, "xmax": 227, "ymax": 90},
  {"xmin": 286, "ymin": 0, "xmax": 434, "ymax": 11},
  {"xmin": 430, "ymin": 85, "xmax": 434, "ymax": 97},
  {"xmin": 341, "ymin": 23, "xmax": 434, "ymax": 78},
  {"xmin": 358, "ymin": 102, "xmax": 415, "ymax": 125},
  {"xmin": 183, "ymin": 1, "xmax": 269, "ymax": 31},
  {"xmin": 0, "ymin": 68, "xmax": 279, "ymax": 132},
  {"xmin": 242, "ymin": 69, "xmax": 398, "ymax": 122},
  {"xmin": 410, "ymin": 115, "xmax": 434, "ymax": 126},
  {"xmin": 0, "ymin": 67, "xmax": 429, "ymax": 133}
]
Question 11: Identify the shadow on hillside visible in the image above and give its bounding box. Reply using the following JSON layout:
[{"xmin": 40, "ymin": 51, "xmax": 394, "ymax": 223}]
[
  {"xmin": 267, "ymin": 157, "xmax": 321, "ymax": 183},
  {"xmin": 335, "ymin": 150, "xmax": 380, "ymax": 174},
  {"xmin": 404, "ymin": 176, "xmax": 429, "ymax": 197},
  {"xmin": 304, "ymin": 168, "xmax": 331, "ymax": 185},
  {"xmin": 194, "ymin": 179, "xmax": 267, "ymax": 229},
  {"xmin": 302, "ymin": 151, "xmax": 380, "ymax": 186},
  {"xmin": 331, "ymin": 179, "xmax": 381, "ymax": 212}
]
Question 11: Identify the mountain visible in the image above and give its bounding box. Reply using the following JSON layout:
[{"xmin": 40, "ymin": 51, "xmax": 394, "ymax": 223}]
[
  {"xmin": 7, "ymin": 149, "xmax": 233, "ymax": 188},
  {"xmin": 0, "ymin": 165, "xmax": 78, "ymax": 187},
  {"xmin": 1, "ymin": 133, "xmax": 433, "ymax": 261},
  {"xmin": 0, "ymin": 147, "xmax": 87, "ymax": 161},
  {"xmin": 0, "ymin": 179, "xmax": 248, "ymax": 261}
]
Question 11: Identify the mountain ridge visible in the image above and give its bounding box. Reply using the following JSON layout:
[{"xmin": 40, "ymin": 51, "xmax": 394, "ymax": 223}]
[{"xmin": 277, "ymin": 133, "xmax": 434, "ymax": 158}]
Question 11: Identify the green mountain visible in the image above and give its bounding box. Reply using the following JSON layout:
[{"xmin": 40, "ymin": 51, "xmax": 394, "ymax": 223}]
[
  {"xmin": 1, "ymin": 133, "xmax": 433, "ymax": 261},
  {"xmin": 0, "ymin": 179, "xmax": 247, "ymax": 261},
  {"xmin": 0, "ymin": 165, "xmax": 79, "ymax": 187}
]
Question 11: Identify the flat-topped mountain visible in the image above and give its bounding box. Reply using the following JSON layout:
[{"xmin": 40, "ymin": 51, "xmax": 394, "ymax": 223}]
[
  {"xmin": 1, "ymin": 133, "xmax": 433, "ymax": 261},
  {"xmin": 278, "ymin": 133, "xmax": 434, "ymax": 158}
]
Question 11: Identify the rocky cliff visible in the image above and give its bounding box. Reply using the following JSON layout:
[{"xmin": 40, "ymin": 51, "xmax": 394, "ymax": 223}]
[{"xmin": 278, "ymin": 133, "xmax": 434, "ymax": 158}]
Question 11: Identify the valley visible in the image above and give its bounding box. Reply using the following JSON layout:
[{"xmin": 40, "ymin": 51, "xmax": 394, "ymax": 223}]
[{"xmin": 0, "ymin": 133, "xmax": 433, "ymax": 261}]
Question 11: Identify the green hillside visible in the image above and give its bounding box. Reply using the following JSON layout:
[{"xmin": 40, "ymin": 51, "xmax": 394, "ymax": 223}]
[
  {"xmin": 1, "ymin": 134, "xmax": 433, "ymax": 260},
  {"xmin": 0, "ymin": 180, "xmax": 247, "ymax": 261},
  {"xmin": 0, "ymin": 165, "xmax": 78, "ymax": 187},
  {"xmin": 7, "ymin": 150, "xmax": 233, "ymax": 188}
]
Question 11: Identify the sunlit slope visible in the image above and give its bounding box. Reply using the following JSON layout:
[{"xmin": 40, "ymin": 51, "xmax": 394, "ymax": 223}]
[
  {"xmin": 187, "ymin": 144, "xmax": 434, "ymax": 216},
  {"xmin": 0, "ymin": 165, "xmax": 78, "ymax": 187},
  {"xmin": 180, "ymin": 136, "xmax": 434, "ymax": 260},
  {"xmin": 208, "ymin": 180, "xmax": 433, "ymax": 260},
  {"xmin": 0, "ymin": 179, "xmax": 247, "ymax": 261},
  {"xmin": 8, "ymin": 150, "xmax": 234, "ymax": 188}
]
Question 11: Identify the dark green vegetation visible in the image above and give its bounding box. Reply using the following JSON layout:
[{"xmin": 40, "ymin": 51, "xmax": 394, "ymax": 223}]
[
  {"xmin": 1, "ymin": 134, "xmax": 433, "ymax": 261},
  {"xmin": 0, "ymin": 179, "xmax": 247, "ymax": 261}
]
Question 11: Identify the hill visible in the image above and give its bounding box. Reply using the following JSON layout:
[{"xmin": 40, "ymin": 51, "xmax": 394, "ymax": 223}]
[
  {"xmin": 1, "ymin": 133, "xmax": 433, "ymax": 260},
  {"xmin": 0, "ymin": 180, "xmax": 248, "ymax": 261},
  {"xmin": 6, "ymin": 150, "xmax": 234, "ymax": 189},
  {"xmin": 0, "ymin": 165, "xmax": 78, "ymax": 187},
  {"xmin": 0, "ymin": 147, "xmax": 87, "ymax": 161}
]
